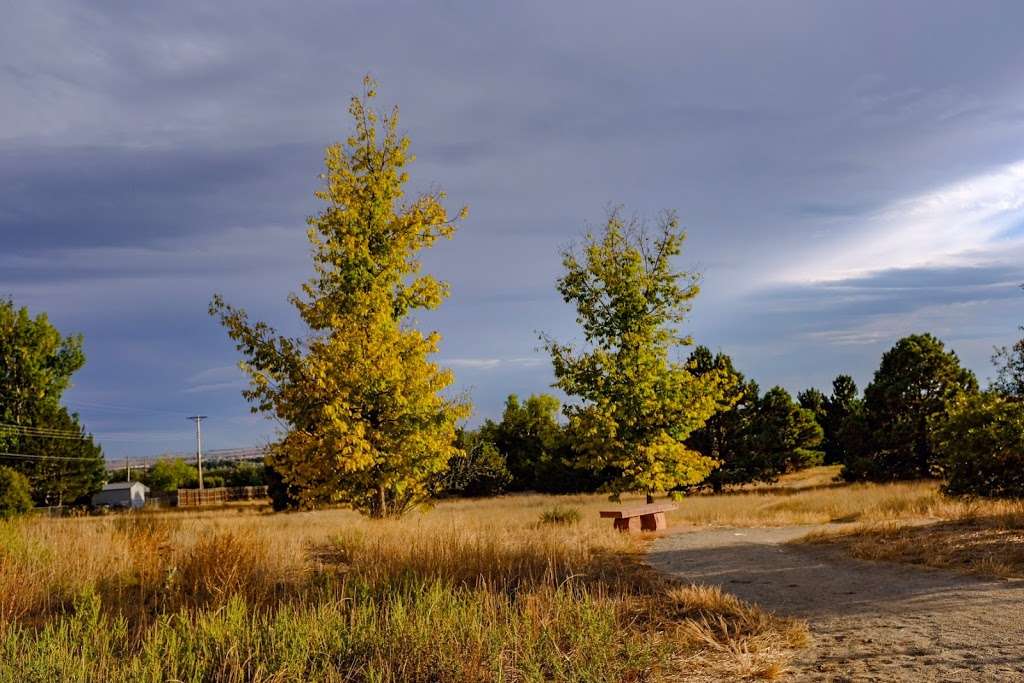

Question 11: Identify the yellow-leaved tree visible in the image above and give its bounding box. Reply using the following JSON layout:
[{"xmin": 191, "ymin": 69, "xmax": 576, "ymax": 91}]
[
  {"xmin": 211, "ymin": 77, "xmax": 469, "ymax": 517},
  {"xmin": 544, "ymin": 208, "xmax": 732, "ymax": 501}
]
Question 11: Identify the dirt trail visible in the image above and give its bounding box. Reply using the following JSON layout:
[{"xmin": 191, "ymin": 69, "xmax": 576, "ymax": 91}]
[{"xmin": 649, "ymin": 526, "xmax": 1024, "ymax": 681}]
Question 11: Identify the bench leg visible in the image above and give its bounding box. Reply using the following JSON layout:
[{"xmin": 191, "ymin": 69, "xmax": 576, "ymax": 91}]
[
  {"xmin": 613, "ymin": 517, "xmax": 641, "ymax": 533},
  {"xmin": 640, "ymin": 512, "xmax": 667, "ymax": 531}
]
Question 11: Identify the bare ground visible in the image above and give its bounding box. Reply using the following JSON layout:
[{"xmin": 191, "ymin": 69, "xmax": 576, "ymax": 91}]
[{"xmin": 648, "ymin": 526, "xmax": 1024, "ymax": 681}]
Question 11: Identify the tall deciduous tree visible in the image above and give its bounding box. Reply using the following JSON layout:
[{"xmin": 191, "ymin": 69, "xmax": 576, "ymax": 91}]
[
  {"xmin": 843, "ymin": 333, "xmax": 978, "ymax": 481},
  {"xmin": 544, "ymin": 209, "xmax": 730, "ymax": 500},
  {"xmin": 211, "ymin": 77, "xmax": 469, "ymax": 517},
  {"xmin": 18, "ymin": 406, "xmax": 105, "ymax": 506},
  {"xmin": 0, "ymin": 299, "xmax": 104, "ymax": 504},
  {"xmin": 0, "ymin": 298, "xmax": 84, "ymax": 452}
]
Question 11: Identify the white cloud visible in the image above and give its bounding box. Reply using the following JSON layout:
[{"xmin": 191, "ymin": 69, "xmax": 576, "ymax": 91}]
[
  {"xmin": 442, "ymin": 357, "xmax": 546, "ymax": 370},
  {"xmin": 183, "ymin": 365, "xmax": 247, "ymax": 394},
  {"xmin": 778, "ymin": 159, "xmax": 1024, "ymax": 284}
]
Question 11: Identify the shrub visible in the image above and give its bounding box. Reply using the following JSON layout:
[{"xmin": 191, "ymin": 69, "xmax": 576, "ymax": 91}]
[
  {"xmin": 0, "ymin": 467, "xmax": 33, "ymax": 519},
  {"xmin": 142, "ymin": 458, "xmax": 197, "ymax": 493},
  {"xmin": 935, "ymin": 393, "xmax": 1024, "ymax": 498},
  {"xmin": 539, "ymin": 505, "xmax": 580, "ymax": 526}
]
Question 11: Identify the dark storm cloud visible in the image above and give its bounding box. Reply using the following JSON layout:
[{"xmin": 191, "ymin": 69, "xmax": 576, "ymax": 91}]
[
  {"xmin": 3, "ymin": 1, "xmax": 1024, "ymax": 455},
  {"xmin": 0, "ymin": 143, "xmax": 320, "ymax": 249}
]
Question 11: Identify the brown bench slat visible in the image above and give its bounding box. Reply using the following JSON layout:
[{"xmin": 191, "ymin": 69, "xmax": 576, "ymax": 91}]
[{"xmin": 599, "ymin": 503, "xmax": 676, "ymax": 518}]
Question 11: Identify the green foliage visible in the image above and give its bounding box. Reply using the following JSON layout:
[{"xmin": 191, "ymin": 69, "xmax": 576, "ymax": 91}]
[
  {"xmin": 264, "ymin": 463, "xmax": 301, "ymax": 512},
  {"xmin": 992, "ymin": 327, "xmax": 1024, "ymax": 399},
  {"xmin": 211, "ymin": 77, "xmax": 469, "ymax": 517},
  {"xmin": 751, "ymin": 387, "xmax": 824, "ymax": 473},
  {"xmin": 440, "ymin": 429, "xmax": 512, "ymax": 497},
  {"xmin": 935, "ymin": 393, "xmax": 1024, "ymax": 498},
  {"xmin": 0, "ymin": 298, "xmax": 102, "ymax": 505},
  {"xmin": 545, "ymin": 209, "xmax": 729, "ymax": 497},
  {"xmin": 482, "ymin": 393, "xmax": 591, "ymax": 492},
  {"xmin": 685, "ymin": 347, "xmax": 761, "ymax": 491},
  {"xmin": 539, "ymin": 505, "xmax": 581, "ymax": 526},
  {"xmin": 0, "ymin": 587, "xmax": 670, "ymax": 683},
  {"xmin": 0, "ymin": 298, "xmax": 85, "ymax": 452},
  {"xmin": 843, "ymin": 333, "xmax": 978, "ymax": 482},
  {"xmin": 223, "ymin": 461, "xmax": 265, "ymax": 487},
  {"xmin": 0, "ymin": 466, "xmax": 33, "ymax": 518},
  {"xmin": 142, "ymin": 458, "xmax": 197, "ymax": 493},
  {"xmin": 797, "ymin": 388, "xmax": 826, "ymax": 422},
  {"xmin": 16, "ymin": 406, "xmax": 105, "ymax": 506},
  {"xmin": 820, "ymin": 375, "xmax": 863, "ymax": 465}
]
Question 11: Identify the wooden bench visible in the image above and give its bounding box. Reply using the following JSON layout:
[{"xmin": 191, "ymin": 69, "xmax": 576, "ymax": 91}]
[{"xmin": 599, "ymin": 502, "xmax": 677, "ymax": 532}]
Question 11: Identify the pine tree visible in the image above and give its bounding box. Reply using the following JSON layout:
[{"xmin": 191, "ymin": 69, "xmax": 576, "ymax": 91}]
[
  {"xmin": 686, "ymin": 347, "xmax": 760, "ymax": 492},
  {"xmin": 211, "ymin": 77, "xmax": 469, "ymax": 517},
  {"xmin": 844, "ymin": 333, "xmax": 977, "ymax": 481}
]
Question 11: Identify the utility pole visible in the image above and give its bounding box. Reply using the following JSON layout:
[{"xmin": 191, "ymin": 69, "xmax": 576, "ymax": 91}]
[
  {"xmin": 188, "ymin": 415, "xmax": 208, "ymax": 490},
  {"xmin": 125, "ymin": 459, "xmax": 131, "ymax": 482}
]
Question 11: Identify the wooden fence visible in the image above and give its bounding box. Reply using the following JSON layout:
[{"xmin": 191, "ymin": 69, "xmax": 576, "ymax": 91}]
[{"xmin": 176, "ymin": 485, "xmax": 269, "ymax": 508}]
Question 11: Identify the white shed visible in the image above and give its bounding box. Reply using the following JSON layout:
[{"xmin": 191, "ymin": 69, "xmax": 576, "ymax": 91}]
[{"xmin": 92, "ymin": 481, "xmax": 149, "ymax": 509}]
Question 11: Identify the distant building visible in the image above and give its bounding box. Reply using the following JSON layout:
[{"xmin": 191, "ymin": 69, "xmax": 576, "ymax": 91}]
[{"xmin": 92, "ymin": 481, "xmax": 149, "ymax": 509}]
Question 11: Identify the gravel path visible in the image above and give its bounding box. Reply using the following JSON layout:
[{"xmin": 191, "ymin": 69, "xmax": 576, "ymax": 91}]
[{"xmin": 649, "ymin": 526, "xmax": 1024, "ymax": 681}]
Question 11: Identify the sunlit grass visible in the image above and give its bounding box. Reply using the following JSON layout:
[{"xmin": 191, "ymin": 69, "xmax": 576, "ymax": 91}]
[{"xmin": 0, "ymin": 494, "xmax": 808, "ymax": 682}]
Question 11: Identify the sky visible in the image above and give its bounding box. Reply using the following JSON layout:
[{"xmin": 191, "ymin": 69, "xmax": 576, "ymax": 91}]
[{"xmin": 3, "ymin": 2, "xmax": 1024, "ymax": 460}]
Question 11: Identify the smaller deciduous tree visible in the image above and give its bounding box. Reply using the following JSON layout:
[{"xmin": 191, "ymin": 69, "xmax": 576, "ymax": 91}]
[
  {"xmin": 992, "ymin": 327, "xmax": 1024, "ymax": 400},
  {"xmin": 0, "ymin": 466, "xmax": 33, "ymax": 518},
  {"xmin": 143, "ymin": 458, "xmax": 198, "ymax": 493},
  {"xmin": 544, "ymin": 209, "xmax": 730, "ymax": 501}
]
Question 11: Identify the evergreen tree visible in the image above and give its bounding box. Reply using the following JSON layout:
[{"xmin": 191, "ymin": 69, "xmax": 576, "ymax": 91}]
[
  {"xmin": 685, "ymin": 347, "xmax": 760, "ymax": 492},
  {"xmin": 545, "ymin": 209, "xmax": 730, "ymax": 500},
  {"xmin": 935, "ymin": 392, "xmax": 1024, "ymax": 498},
  {"xmin": 751, "ymin": 387, "xmax": 824, "ymax": 474},
  {"xmin": 212, "ymin": 77, "xmax": 469, "ymax": 517},
  {"xmin": 843, "ymin": 333, "xmax": 978, "ymax": 481},
  {"xmin": 797, "ymin": 388, "xmax": 826, "ymax": 422},
  {"xmin": 822, "ymin": 374, "xmax": 862, "ymax": 465},
  {"xmin": 440, "ymin": 428, "xmax": 512, "ymax": 498},
  {"xmin": 488, "ymin": 394, "xmax": 564, "ymax": 491}
]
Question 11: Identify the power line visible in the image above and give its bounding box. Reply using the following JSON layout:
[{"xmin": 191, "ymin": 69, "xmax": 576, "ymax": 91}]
[
  {"xmin": 64, "ymin": 400, "xmax": 194, "ymax": 417},
  {"xmin": 0, "ymin": 422, "xmax": 84, "ymax": 437},
  {"xmin": 0, "ymin": 451, "xmax": 102, "ymax": 462}
]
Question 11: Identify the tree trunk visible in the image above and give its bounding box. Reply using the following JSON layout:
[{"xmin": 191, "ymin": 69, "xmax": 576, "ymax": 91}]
[{"xmin": 646, "ymin": 492, "xmax": 655, "ymax": 504}]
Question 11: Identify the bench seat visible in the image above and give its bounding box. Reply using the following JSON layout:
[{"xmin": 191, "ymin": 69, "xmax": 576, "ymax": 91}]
[{"xmin": 599, "ymin": 502, "xmax": 677, "ymax": 532}]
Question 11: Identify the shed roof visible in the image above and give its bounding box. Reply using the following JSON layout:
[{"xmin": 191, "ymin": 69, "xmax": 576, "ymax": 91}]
[{"xmin": 101, "ymin": 481, "xmax": 149, "ymax": 492}]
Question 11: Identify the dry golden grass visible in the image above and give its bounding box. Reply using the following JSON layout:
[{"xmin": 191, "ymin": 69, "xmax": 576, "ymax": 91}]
[
  {"xmin": 0, "ymin": 493, "xmax": 808, "ymax": 682},
  {"xmin": 801, "ymin": 506, "xmax": 1024, "ymax": 578},
  {"xmin": 663, "ymin": 466, "xmax": 1024, "ymax": 529}
]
